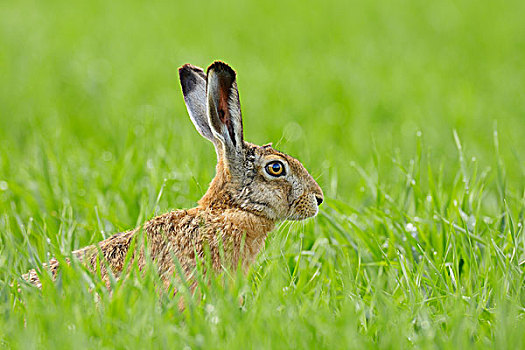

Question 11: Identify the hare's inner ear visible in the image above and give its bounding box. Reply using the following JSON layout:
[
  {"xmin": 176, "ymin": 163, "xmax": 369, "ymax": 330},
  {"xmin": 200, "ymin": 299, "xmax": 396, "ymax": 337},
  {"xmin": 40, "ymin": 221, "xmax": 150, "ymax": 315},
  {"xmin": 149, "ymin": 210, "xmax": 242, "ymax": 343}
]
[
  {"xmin": 179, "ymin": 64, "xmax": 215, "ymax": 143},
  {"xmin": 206, "ymin": 61, "xmax": 244, "ymax": 158}
]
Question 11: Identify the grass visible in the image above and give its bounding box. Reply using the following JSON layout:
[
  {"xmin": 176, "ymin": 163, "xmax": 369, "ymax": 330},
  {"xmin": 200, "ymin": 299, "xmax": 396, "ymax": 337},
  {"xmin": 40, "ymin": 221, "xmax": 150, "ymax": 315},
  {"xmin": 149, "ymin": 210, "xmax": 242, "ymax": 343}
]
[{"xmin": 1, "ymin": 0, "xmax": 525, "ymax": 348}]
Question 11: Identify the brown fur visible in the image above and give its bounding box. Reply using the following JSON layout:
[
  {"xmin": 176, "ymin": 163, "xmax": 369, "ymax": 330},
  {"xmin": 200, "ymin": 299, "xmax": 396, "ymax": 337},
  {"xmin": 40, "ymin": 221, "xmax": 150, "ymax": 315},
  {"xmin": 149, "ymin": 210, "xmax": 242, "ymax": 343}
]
[{"xmin": 23, "ymin": 61, "xmax": 323, "ymax": 292}]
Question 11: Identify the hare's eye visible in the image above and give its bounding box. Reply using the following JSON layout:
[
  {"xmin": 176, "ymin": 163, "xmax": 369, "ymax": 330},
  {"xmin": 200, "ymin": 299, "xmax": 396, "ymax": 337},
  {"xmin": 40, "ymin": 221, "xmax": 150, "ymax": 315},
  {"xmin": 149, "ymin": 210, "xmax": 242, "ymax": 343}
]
[{"xmin": 265, "ymin": 161, "xmax": 285, "ymax": 177}]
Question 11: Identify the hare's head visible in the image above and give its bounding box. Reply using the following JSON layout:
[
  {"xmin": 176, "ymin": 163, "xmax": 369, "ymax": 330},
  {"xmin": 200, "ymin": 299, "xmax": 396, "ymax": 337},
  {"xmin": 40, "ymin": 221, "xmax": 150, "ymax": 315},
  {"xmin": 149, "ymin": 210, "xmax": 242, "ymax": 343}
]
[{"xmin": 179, "ymin": 61, "xmax": 323, "ymax": 221}]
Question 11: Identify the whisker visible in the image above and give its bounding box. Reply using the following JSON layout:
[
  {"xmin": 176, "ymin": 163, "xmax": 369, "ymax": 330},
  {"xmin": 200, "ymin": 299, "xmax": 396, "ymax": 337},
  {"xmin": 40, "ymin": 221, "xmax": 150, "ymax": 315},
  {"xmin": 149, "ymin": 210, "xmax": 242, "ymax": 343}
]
[
  {"xmin": 314, "ymin": 172, "xmax": 325, "ymax": 181},
  {"xmin": 274, "ymin": 133, "xmax": 286, "ymax": 149}
]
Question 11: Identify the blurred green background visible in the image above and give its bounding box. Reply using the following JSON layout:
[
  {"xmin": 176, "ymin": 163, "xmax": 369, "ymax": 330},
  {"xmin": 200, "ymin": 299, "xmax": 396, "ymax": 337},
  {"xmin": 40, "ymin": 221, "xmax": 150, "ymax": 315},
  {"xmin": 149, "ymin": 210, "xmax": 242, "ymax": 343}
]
[{"xmin": 1, "ymin": 0, "xmax": 525, "ymax": 348}]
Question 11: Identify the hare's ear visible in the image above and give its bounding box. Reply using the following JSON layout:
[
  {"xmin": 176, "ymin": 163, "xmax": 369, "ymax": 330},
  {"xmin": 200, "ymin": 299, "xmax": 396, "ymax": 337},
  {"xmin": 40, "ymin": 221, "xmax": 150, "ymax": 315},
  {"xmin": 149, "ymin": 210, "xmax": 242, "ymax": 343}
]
[
  {"xmin": 179, "ymin": 64, "xmax": 215, "ymax": 143},
  {"xmin": 206, "ymin": 61, "xmax": 244, "ymax": 159}
]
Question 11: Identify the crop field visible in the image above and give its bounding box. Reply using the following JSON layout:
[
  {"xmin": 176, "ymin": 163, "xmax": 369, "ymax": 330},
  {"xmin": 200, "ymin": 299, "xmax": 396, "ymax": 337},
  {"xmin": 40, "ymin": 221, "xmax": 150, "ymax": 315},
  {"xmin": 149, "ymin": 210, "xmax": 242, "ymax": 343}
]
[{"xmin": 1, "ymin": 0, "xmax": 525, "ymax": 348}]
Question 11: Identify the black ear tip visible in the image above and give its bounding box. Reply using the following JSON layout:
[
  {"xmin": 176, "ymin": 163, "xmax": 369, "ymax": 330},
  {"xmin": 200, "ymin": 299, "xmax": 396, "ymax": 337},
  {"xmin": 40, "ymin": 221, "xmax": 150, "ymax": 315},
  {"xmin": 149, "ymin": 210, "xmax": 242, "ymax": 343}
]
[
  {"xmin": 207, "ymin": 61, "xmax": 236, "ymax": 78},
  {"xmin": 178, "ymin": 64, "xmax": 191, "ymax": 79},
  {"xmin": 179, "ymin": 63, "xmax": 193, "ymax": 71},
  {"xmin": 179, "ymin": 64, "xmax": 206, "ymax": 94}
]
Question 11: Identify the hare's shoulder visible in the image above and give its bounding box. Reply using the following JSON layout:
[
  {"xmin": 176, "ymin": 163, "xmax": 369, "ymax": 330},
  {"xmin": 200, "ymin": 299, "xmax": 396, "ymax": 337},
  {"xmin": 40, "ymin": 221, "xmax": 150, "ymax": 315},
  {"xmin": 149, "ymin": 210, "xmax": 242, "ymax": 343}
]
[
  {"xmin": 143, "ymin": 209, "xmax": 207, "ymax": 267},
  {"xmin": 144, "ymin": 208, "xmax": 204, "ymax": 236}
]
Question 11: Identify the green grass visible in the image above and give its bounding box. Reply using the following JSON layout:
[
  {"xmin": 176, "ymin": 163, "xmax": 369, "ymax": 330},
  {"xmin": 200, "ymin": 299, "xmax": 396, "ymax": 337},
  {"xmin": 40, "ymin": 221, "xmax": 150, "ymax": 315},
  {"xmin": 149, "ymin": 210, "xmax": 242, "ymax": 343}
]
[{"xmin": 1, "ymin": 0, "xmax": 525, "ymax": 348}]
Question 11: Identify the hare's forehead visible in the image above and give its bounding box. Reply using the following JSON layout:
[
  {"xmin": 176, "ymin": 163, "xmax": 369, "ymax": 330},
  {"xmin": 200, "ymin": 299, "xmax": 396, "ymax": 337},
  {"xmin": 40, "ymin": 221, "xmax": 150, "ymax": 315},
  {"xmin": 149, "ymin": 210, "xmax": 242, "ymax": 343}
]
[
  {"xmin": 253, "ymin": 147, "xmax": 307, "ymax": 173},
  {"xmin": 254, "ymin": 146, "xmax": 288, "ymax": 163}
]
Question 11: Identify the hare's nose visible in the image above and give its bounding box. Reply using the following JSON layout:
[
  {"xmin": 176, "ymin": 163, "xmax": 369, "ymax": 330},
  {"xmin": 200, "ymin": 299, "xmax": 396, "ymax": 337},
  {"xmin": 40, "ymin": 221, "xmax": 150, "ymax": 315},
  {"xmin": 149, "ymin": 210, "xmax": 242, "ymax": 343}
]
[{"xmin": 315, "ymin": 195, "xmax": 323, "ymax": 206}]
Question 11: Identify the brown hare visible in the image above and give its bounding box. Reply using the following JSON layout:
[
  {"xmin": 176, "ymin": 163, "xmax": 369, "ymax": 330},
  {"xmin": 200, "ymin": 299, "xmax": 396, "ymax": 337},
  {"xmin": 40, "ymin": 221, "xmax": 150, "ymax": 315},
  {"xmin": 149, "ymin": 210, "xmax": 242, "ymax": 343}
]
[{"xmin": 23, "ymin": 61, "xmax": 323, "ymax": 291}]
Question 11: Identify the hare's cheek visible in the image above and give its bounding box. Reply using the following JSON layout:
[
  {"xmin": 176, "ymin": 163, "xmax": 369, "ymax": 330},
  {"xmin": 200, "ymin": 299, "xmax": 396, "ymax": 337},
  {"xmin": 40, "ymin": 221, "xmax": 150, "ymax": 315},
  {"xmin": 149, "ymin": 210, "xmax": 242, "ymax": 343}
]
[{"xmin": 285, "ymin": 176, "xmax": 302, "ymax": 200}]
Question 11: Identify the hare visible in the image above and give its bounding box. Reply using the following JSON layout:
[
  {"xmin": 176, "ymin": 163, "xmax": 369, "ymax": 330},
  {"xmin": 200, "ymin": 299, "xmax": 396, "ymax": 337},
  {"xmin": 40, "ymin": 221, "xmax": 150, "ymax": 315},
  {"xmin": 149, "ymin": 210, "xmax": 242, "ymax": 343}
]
[{"xmin": 23, "ymin": 61, "xmax": 323, "ymax": 291}]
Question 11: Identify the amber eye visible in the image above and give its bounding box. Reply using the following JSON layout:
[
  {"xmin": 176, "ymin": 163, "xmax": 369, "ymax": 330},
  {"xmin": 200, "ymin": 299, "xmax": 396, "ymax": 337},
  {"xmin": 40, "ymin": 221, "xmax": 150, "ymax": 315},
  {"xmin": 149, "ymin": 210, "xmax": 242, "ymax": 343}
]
[{"xmin": 265, "ymin": 161, "xmax": 285, "ymax": 177}]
